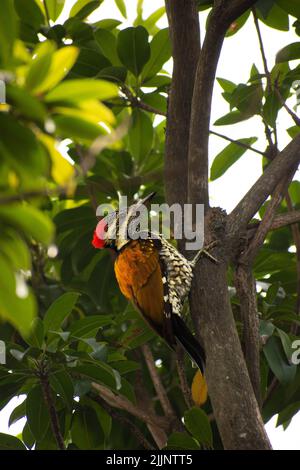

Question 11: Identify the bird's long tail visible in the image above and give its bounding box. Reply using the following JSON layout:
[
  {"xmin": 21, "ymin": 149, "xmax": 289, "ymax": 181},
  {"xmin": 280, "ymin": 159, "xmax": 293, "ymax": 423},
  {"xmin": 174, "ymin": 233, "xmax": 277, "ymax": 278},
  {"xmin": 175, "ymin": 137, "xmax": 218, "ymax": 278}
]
[
  {"xmin": 172, "ymin": 314, "xmax": 207, "ymax": 406},
  {"xmin": 172, "ymin": 314, "xmax": 205, "ymax": 372}
]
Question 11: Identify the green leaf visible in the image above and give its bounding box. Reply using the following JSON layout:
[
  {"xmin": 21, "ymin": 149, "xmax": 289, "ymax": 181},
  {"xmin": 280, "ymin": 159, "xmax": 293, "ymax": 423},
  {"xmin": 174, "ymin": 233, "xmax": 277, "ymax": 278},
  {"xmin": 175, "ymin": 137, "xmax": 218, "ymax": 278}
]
[
  {"xmin": 143, "ymin": 7, "xmax": 165, "ymax": 34},
  {"xmin": 214, "ymin": 110, "xmax": 251, "ymax": 125},
  {"xmin": 276, "ymin": 42, "xmax": 300, "ymax": 63},
  {"xmin": 117, "ymin": 26, "xmax": 150, "ymax": 77},
  {"xmin": 22, "ymin": 422, "xmax": 35, "ymax": 449},
  {"xmin": 0, "ymin": 252, "xmax": 36, "ymax": 338},
  {"xmin": 258, "ymin": 2, "xmax": 289, "ymax": 32},
  {"xmin": 50, "ymin": 369, "xmax": 74, "ymax": 410},
  {"xmin": 114, "ymin": 0, "xmax": 127, "ymax": 18},
  {"xmin": 166, "ymin": 432, "xmax": 200, "ymax": 450},
  {"xmin": 263, "ymin": 336, "xmax": 296, "ymax": 383},
  {"xmin": 73, "ymin": 362, "xmax": 121, "ymax": 390},
  {"xmin": 45, "ymin": 78, "xmax": 118, "ymax": 102},
  {"xmin": 0, "ymin": 204, "xmax": 54, "ymax": 245},
  {"xmin": 71, "ymin": 406, "xmax": 102, "ymax": 449},
  {"xmin": 142, "ymin": 28, "xmax": 171, "ymax": 81},
  {"xmin": 276, "ymin": 0, "xmax": 300, "ymax": 19},
  {"xmin": 69, "ymin": 315, "xmax": 113, "ymax": 338},
  {"xmin": 26, "ymin": 318, "xmax": 44, "ymax": 348},
  {"xmin": 15, "ymin": 0, "xmax": 44, "ymax": 30},
  {"xmin": 94, "ymin": 19, "xmax": 121, "ymax": 30},
  {"xmin": 32, "ymin": 46, "xmax": 80, "ymax": 94},
  {"xmin": 0, "ymin": 112, "xmax": 49, "ymax": 180},
  {"xmin": 230, "ymin": 83, "xmax": 263, "ymax": 115},
  {"xmin": 53, "ymin": 115, "xmax": 105, "ymax": 143},
  {"xmin": 0, "ymin": 1, "xmax": 17, "ymax": 66},
  {"xmin": 184, "ymin": 407, "xmax": 213, "ymax": 447},
  {"xmin": 9, "ymin": 399, "xmax": 26, "ymax": 427},
  {"xmin": 88, "ymin": 399, "xmax": 111, "ymax": 438},
  {"xmin": 25, "ymin": 52, "xmax": 52, "ymax": 92},
  {"xmin": 128, "ymin": 109, "xmax": 153, "ymax": 163},
  {"xmin": 277, "ymin": 328, "xmax": 294, "ymax": 361},
  {"xmin": 287, "ymin": 125, "xmax": 300, "ymax": 139},
  {"xmin": 277, "ymin": 402, "xmax": 300, "ymax": 427},
  {"xmin": 210, "ymin": 137, "xmax": 257, "ymax": 180},
  {"xmin": 0, "ymin": 228, "xmax": 30, "ymax": 271},
  {"xmin": 0, "ymin": 433, "xmax": 26, "ymax": 450},
  {"xmin": 142, "ymin": 92, "xmax": 167, "ymax": 114},
  {"xmin": 6, "ymin": 84, "xmax": 46, "ymax": 122},
  {"xmin": 44, "ymin": 0, "xmax": 65, "ymax": 21},
  {"xmin": 226, "ymin": 10, "xmax": 250, "ymax": 37},
  {"xmin": 256, "ymin": 0, "xmax": 275, "ymax": 18},
  {"xmin": 217, "ymin": 77, "xmax": 237, "ymax": 93},
  {"xmin": 43, "ymin": 292, "xmax": 80, "ymax": 334},
  {"xmin": 70, "ymin": 0, "xmax": 102, "ymax": 19},
  {"xmin": 263, "ymin": 91, "xmax": 281, "ymax": 128},
  {"xmin": 26, "ymin": 385, "xmax": 50, "ymax": 440},
  {"xmin": 94, "ymin": 28, "xmax": 120, "ymax": 65}
]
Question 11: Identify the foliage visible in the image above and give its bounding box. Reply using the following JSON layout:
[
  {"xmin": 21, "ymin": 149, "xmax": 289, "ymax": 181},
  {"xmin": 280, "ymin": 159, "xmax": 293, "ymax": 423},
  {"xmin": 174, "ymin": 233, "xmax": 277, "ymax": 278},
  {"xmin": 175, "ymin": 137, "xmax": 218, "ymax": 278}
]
[{"xmin": 0, "ymin": 0, "xmax": 300, "ymax": 450}]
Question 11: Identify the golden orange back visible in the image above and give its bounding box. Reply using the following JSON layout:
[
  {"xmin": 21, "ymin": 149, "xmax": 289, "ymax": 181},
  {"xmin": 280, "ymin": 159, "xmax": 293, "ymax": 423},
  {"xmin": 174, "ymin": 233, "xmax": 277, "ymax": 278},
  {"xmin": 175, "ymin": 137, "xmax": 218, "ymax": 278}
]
[{"xmin": 114, "ymin": 240, "xmax": 164, "ymax": 325}]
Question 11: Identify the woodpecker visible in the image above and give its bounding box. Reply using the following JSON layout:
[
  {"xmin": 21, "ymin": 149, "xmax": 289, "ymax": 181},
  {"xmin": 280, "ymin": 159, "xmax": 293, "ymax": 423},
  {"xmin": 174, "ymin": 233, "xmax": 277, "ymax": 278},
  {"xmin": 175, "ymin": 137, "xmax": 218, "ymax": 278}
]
[{"xmin": 92, "ymin": 193, "xmax": 216, "ymax": 405}]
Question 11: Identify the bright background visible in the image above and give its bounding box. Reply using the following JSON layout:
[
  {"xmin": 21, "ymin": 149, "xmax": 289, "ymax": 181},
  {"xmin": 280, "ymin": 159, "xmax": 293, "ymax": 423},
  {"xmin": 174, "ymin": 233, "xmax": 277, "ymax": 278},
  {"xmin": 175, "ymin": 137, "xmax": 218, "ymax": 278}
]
[{"xmin": 1, "ymin": 0, "xmax": 299, "ymax": 450}]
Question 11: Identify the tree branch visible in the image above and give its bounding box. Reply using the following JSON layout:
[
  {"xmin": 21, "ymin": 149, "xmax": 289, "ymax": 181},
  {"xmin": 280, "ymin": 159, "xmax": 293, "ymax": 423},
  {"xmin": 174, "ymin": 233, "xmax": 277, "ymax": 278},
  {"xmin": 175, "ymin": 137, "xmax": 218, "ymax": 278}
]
[
  {"xmin": 187, "ymin": 0, "xmax": 258, "ymax": 209},
  {"xmin": 274, "ymin": 85, "xmax": 300, "ymax": 127},
  {"xmin": 286, "ymin": 192, "xmax": 300, "ymax": 335},
  {"xmin": 141, "ymin": 344, "xmax": 176, "ymax": 418},
  {"xmin": 39, "ymin": 365, "xmax": 65, "ymax": 450},
  {"xmin": 91, "ymin": 394, "xmax": 156, "ymax": 450},
  {"xmin": 189, "ymin": 207, "xmax": 272, "ymax": 449},
  {"xmin": 210, "ymin": 130, "xmax": 266, "ymax": 156},
  {"xmin": 252, "ymin": 7, "xmax": 272, "ymax": 92},
  {"xmin": 165, "ymin": 0, "xmax": 200, "ymax": 210},
  {"xmin": 242, "ymin": 172, "xmax": 295, "ymax": 265},
  {"xmin": 175, "ymin": 344, "xmax": 193, "ymax": 408},
  {"xmin": 0, "ymin": 186, "xmax": 68, "ymax": 205},
  {"xmin": 234, "ymin": 266, "xmax": 261, "ymax": 407},
  {"xmin": 256, "ymin": 210, "xmax": 300, "ymax": 231},
  {"xmin": 229, "ymin": 134, "xmax": 300, "ymax": 244},
  {"xmin": 91, "ymin": 382, "xmax": 168, "ymax": 431}
]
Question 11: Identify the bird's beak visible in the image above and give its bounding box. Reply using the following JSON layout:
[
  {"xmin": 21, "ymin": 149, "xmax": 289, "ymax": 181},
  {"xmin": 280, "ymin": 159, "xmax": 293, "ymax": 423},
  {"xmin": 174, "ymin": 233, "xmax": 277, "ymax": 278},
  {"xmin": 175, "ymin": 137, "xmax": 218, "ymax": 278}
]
[{"xmin": 135, "ymin": 192, "xmax": 156, "ymax": 208}]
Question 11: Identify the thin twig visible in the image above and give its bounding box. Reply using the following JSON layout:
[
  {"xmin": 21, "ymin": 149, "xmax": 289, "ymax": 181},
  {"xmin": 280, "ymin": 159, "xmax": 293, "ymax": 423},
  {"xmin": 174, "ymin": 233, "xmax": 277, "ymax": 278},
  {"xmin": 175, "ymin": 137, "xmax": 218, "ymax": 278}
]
[
  {"xmin": 91, "ymin": 394, "xmax": 156, "ymax": 450},
  {"xmin": 285, "ymin": 192, "xmax": 300, "ymax": 335},
  {"xmin": 175, "ymin": 344, "xmax": 193, "ymax": 408},
  {"xmin": 234, "ymin": 266, "xmax": 261, "ymax": 407},
  {"xmin": 43, "ymin": 0, "xmax": 51, "ymax": 27},
  {"xmin": 121, "ymin": 84, "xmax": 166, "ymax": 116},
  {"xmin": 39, "ymin": 364, "xmax": 65, "ymax": 450},
  {"xmin": 0, "ymin": 186, "xmax": 68, "ymax": 205},
  {"xmin": 228, "ymin": 134, "xmax": 300, "ymax": 245},
  {"xmin": 241, "ymin": 172, "xmax": 296, "ymax": 265},
  {"xmin": 252, "ymin": 8, "xmax": 272, "ymax": 92},
  {"xmin": 210, "ymin": 130, "xmax": 266, "ymax": 156},
  {"xmin": 91, "ymin": 382, "xmax": 169, "ymax": 431},
  {"xmin": 79, "ymin": 117, "xmax": 131, "ymax": 175},
  {"xmin": 141, "ymin": 344, "xmax": 176, "ymax": 418},
  {"xmin": 120, "ymin": 86, "xmax": 266, "ymax": 158},
  {"xmin": 274, "ymin": 85, "xmax": 300, "ymax": 127},
  {"xmin": 247, "ymin": 210, "xmax": 300, "ymax": 235}
]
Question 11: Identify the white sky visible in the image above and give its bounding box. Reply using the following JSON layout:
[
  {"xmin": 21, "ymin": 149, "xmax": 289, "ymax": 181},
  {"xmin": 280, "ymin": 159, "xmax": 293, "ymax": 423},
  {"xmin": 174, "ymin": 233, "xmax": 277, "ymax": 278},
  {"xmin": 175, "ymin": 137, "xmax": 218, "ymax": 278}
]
[{"xmin": 1, "ymin": 0, "xmax": 299, "ymax": 450}]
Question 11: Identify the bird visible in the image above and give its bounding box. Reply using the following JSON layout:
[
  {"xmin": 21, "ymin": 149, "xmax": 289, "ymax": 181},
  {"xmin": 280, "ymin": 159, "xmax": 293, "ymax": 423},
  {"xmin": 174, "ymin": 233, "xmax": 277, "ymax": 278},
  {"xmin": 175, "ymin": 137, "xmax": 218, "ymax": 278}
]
[{"xmin": 91, "ymin": 192, "xmax": 217, "ymax": 406}]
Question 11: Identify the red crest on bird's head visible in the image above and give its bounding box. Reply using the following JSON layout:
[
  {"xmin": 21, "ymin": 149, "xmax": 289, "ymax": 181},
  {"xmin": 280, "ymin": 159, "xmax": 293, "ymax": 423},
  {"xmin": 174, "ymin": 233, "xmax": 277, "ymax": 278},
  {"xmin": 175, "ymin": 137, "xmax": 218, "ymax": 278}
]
[
  {"xmin": 91, "ymin": 192, "xmax": 156, "ymax": 251},
  {"xmin": 91, "ymin": 218, "xmax": 108, "ymax": 249}
]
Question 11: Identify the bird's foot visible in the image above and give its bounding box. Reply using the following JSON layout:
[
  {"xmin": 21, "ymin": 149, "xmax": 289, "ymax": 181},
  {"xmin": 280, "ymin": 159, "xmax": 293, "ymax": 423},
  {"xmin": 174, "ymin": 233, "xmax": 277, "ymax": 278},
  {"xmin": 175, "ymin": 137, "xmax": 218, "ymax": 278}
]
[{"xmin": 192, "ymin": 241, "xmax": 219, "ymax": 266}]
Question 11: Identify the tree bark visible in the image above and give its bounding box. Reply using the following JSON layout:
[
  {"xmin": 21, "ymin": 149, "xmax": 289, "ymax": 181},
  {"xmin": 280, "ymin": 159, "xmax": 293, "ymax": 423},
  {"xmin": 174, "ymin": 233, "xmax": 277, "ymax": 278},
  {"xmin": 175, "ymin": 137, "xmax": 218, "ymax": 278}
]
[{"xmin": 165, "ymin": 0, "xmax": 200, "ymax": 209}]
